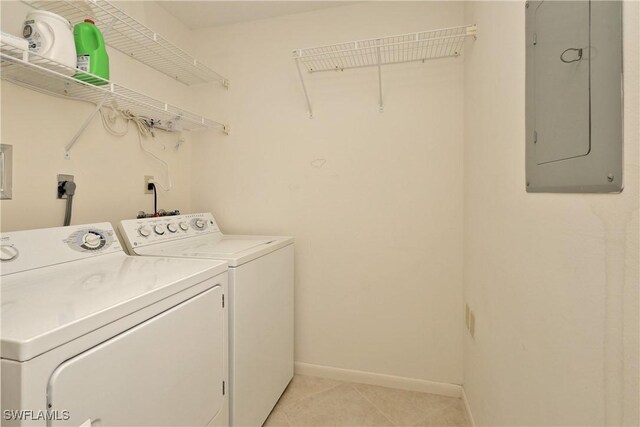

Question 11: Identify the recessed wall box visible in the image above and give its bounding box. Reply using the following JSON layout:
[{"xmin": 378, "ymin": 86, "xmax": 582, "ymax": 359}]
[
  {"xmin": 0, "ymin": 144, "xmax": 13, "ymax": 200},
  {"xmin": 525, "ymin": 1, "xmax": 623, "ymax": 193}
]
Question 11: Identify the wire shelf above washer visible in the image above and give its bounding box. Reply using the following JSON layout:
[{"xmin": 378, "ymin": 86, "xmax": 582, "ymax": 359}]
[
  {"xmin": 23, "ymin": 0, "xmax": 228, "ymax": 87},
  {"xmin": 0, "ymin": 42, "xmax": 227, "ymax": 136},
  {"xmin": 292, "ymin": 24, "xmax": 476, "ymax": 117},
  {"xmin": 294, "ymin": 24, "xmax": 477, "ymax": 73}
]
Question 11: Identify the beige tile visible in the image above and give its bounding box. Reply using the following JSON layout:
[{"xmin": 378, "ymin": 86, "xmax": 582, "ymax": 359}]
[
  {"xmin": 284, "ymin": 383, "xmax": 394, "ymax": 426},
  {"xmin": 413, "ymin": 402, "xmax": 469, "ymax": 427},
  {"xmin": 353, "ymin": 383, "xmax": 460, "ymax": 426},
  {"xmin": 264, "ymin": 405, "xmax": 290, "ymax": 427},
  {"xmin": 443, "ymin": 402, "xmax": 470, "ymax": 427},
  {"xmin": 276, "ymin": 375, "xmax": 343, "ymax": 409},
  {"xmin": 413, "ymin": 409, "xmax": 449, "ymax": 427}
]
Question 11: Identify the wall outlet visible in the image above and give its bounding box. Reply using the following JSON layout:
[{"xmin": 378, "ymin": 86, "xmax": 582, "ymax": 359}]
[
  {"xmin": 57, "ymin": 174, "xmax": 74, "ymax": 199},
  {"xmin": 144, "ymin": 175, "xmax": 154, "ymax": 194}
]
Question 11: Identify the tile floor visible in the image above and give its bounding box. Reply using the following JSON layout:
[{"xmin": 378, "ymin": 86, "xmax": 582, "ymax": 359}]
[{"xmin": 263, "ymin": 375, "xmax": 470, "ymax": 427}]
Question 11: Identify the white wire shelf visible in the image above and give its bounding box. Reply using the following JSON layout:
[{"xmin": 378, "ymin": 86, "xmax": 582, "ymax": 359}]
[
  {"xmin": 294, "ymin": 24, "xmax": 476, "ymax": 72},
  {"xmin": 23, "ymin": 0, "xmax": 228, "ymax": 87},
  {"xmin": 0, "ymin": 42, "xmax": 228, "ymax": 155},
  {"xmin": 292, "ymin": 24, "xmax": 477, "ymax": 117}
]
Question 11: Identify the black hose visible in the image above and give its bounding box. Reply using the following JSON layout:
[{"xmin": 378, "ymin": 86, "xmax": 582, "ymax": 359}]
[
  {"xmin": 64, "ymin": 195, "xmax": 73, "ymax": 226},
  {"xmin": 152, "ymin": 183, "xmax": 157, "ymax": 215},
  {"xmin": 60, "ymin": 181, "xmax": 77, "ymax": 226}
]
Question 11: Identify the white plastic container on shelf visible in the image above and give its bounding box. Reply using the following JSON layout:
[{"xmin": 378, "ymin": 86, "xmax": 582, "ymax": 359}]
[{"xmin": 22, "ymin": 10, "xmax": 76, "ymax": 75}]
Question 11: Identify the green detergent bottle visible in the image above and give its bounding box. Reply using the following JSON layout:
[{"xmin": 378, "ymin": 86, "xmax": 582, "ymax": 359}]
[{"xmin": 73, "ymin": 19, "xmax": 109, "ymax": 85}]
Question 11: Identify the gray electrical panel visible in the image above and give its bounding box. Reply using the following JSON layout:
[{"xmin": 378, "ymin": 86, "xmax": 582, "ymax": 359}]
[{"xmin": 525, "ymin": 1, "xmax": 623, "ymax": 193}]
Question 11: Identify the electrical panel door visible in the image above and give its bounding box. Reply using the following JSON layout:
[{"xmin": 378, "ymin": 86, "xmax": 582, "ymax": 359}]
[{"xmin": 525, "ymin": 1, "xmax": 623, "ymax": 193}]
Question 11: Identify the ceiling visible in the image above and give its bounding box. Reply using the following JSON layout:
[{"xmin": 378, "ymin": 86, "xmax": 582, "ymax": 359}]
[{"xmin": 156, "ymin": 1, "xmax": 356, "ymax": 30}]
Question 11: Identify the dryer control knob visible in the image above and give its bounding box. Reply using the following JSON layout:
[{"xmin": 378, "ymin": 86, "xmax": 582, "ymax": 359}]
[
  {"xmin": 0, "ymin": 245, "xmax": 19, "ymax": 262},
  {"xmin": 194, "ymin": 219, "xmax": 205, "ymax": 230},
  {"xmin": 154, "ymin": 225, "xmax": 165, "ymax": 235},
  {"xmin": 138, "ymin": 226, "xmax": 151, "ymax": 237},
  {"xmin": 167, "ymin": 223, "xmax": 177, "ymax": 233},
  {"xmin": 179, "ymin": 222, "xmax": 189, "ymax": 231}
]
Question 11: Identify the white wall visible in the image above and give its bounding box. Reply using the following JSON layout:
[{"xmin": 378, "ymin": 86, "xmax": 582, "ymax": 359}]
[
  {"xmin": 0, "ymin": 1, "xmax": 203, "ymax": 231},
  {"xmin": 462, "ymin": 2, "xmax": 639, "ymax": 426},
  {"xmin": 2, "ymin": 2, "xmax": 637, "ymax": 423},
  {"xmin": 190, "ymin": 2, "xmax": 466, "ymax": 385}
]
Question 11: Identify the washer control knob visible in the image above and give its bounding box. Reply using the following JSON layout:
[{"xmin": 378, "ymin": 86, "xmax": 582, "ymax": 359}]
[
  {"xmin": 139, "ymin": 226, "xmax": 151, "ymax": 237},
  {"xmin": 194, "ymin": 219, "xmax": 206, "ymax": 230},
  {"xmin": 82, "ymin": 232, "xmax": 102, "ymax": 249},
  {"xmin": 0, "ymin": 245, "xmax": 19, "ymax": 262},
  {"xmin": 179, "ymin": 222, "xmax": 189, "ymax": 231},
  {"xmin": 167, "ymin": 223, "xmax": 177, "ymax": 233},
  {"xmin": 153, "ymin": 225, "xmax": 165, "ymax": 235}
]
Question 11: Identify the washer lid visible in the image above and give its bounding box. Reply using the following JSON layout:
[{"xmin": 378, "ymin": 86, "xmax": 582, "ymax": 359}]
[
  {"xmin": 189, "ymin": 236, "xmax": 277, "ymax": 254},
  {"xmin": 0, "ymin": 252, "xmax": 227, "ymax": 362},
  {"xmin": 134, "ymin": 235, "xmax": 294, "ymax": 267}
]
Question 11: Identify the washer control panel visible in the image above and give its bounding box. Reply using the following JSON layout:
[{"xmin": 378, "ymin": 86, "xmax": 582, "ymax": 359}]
[
  {"xmin": 119, "ymin": 213, "xmax": 221, "ymax": 251},
  {"xmin": 0, "ymin": 223, "xmax": 122, "ymax": 276}
]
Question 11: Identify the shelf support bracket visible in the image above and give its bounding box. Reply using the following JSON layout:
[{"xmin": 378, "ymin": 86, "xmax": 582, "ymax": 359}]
[
  {"xmin": 64, "ymin": 93, "xmax": 111, "ymax": 159},
  {"xmin": 294, "ymin": 57, "xmax": 313, "ymax": 119},
  {"xmin": 376, "ymin": 44, "xmax": 383, "ymax": 113},
  {"xmin": 102, "ymin": 17, "xmax": 118, "ymax": 38}
]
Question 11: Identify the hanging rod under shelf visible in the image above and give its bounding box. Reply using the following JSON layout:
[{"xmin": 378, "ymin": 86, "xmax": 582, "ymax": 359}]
[
  {"xmin": 23, "ymin": 0, "xmax": 229, "ymax": 87},
  {"xmin": 0, "ymin": 42, "xmax": 228, "ymax": 157},
  {"xmin": 292, "ymin": 24, "xmax": 477, "ymax": 117}
]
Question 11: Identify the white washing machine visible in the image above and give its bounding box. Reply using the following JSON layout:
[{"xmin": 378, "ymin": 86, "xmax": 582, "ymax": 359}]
[
  {"xmin": 118, "ymin": 213, "xmax": 294, "ymax": 427},
  {"xmin": 0, "ymin": 223, "xmax": 229, "ymax": 427}
]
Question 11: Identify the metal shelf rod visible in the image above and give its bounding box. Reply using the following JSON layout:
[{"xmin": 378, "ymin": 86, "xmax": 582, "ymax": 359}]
[
  {"xmin": 376, "ymin": 43, "xmax": 383, "ymax": 113},
  {"xmin": 294, "ymin": 57, "xmax": 314, "ymax": 119},
  {"xmin": 64, "ymin": 93, "xmax": 110, "ymax": 157}
]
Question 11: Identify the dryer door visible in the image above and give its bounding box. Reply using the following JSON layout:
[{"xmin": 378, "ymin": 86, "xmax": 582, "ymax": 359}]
[{"xmin": 47, "ymin": 284, "xmax": 225, "ymax": 427}]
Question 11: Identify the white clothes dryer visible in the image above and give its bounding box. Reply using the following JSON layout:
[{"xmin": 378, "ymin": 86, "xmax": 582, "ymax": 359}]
[
  {"xmin": 118, "ymin": 213, "xmax": 294, "ymax": 427},
  {"xmin": 0, "ymin": 223, "xmax": 229, "ymax": 427}
]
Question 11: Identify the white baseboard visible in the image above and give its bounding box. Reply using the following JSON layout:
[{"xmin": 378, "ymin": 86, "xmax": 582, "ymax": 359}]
[
  {"xmin": 462, "ymin": 388, "xmax": 476, "ymax": 427},
  {"xmin": 294, "ymin": 362, "xmax": 462, "ymax": 398}
]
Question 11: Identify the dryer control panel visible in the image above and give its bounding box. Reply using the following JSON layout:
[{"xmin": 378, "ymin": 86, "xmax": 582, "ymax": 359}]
[
  {"xmin": 0, "ymin": 223, "xmax": 122, "ymax": 276},
  {"xmin": 119, "ymin": 213, "xmax": 222, "ymax": 252}
]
